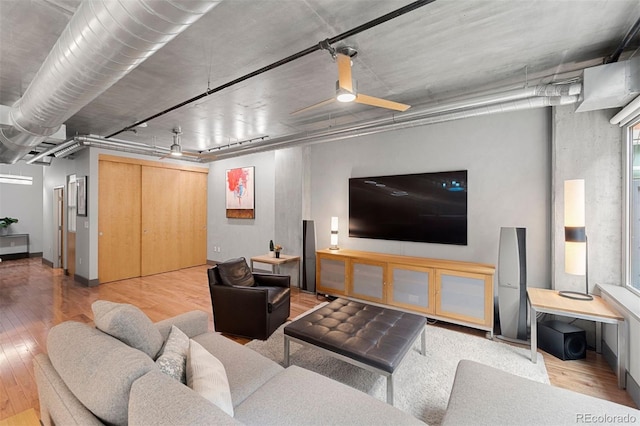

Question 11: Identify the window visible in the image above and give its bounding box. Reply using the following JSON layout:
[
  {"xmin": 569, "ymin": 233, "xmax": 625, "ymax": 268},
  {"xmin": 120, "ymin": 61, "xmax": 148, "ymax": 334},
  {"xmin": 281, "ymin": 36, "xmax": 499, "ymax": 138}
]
[{"xmin": 627, "ymin": 120, "xmax": 640, "ymax": 295}]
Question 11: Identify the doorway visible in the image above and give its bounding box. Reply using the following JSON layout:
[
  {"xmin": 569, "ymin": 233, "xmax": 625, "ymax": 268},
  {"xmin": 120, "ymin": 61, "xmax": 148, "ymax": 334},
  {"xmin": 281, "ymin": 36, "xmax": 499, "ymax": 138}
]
[{"xmin": 52, "ymin": 187, "xmax": 64, "ymax": 268}]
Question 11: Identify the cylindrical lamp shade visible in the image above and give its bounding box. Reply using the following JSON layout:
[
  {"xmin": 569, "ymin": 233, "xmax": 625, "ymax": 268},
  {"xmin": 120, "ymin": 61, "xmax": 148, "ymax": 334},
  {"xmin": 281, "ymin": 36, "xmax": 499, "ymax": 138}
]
[
  {"xmin": 564, "ymin": 179, "xmax": 585, "ymax": 227},
  {"xmin": 564, "ymin": 179, "xmax": 586, "ymax": 276},
  {"xmin": 330, "ymin": 216, "xmax": 339, "ymax": 249}
]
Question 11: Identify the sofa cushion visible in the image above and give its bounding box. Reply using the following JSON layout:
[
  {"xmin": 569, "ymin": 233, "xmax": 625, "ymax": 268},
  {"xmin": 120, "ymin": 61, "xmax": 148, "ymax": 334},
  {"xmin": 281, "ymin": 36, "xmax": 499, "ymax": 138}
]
[
  {"xmin": 442, "ymin": 360, "xmax": 640, "ymax": 425},
  {"xmin": 156, "ymin": 325, "xmax": 189, "ymax": 382},
  {"xmin": 216, "ymin": 258, "xmax": 255, "ymax": 287},
  {"xmin": 47, "ymin": 321, "xmax": 156, "ymax": 426},
  {"xmin": 129, "ymin": 370, "xmax": 242, "ymax": 425},
  {"xmin": 187, "ymin": 340, "xmax": 234, "ymax": 417},
  {"xmin": 192, "ymin": 332, "xmax": 284, "ymax": 407},
  {"xmin": 92, "ymin": 300, "xmax": 164, "ymax": 359},
  {"xmin": 234, "ymin": 365, "xmax": 425, "ymax": 425}
]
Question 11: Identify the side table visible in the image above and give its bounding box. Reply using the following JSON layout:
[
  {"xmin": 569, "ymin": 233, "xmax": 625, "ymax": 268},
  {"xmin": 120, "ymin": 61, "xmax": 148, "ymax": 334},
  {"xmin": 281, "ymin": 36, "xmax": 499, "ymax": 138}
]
[
  {"xmin": 527, "ymin": 287, "xmax": 626, "ymax": 389},
  {"xmin": 250, "ymin": 254, "xmax": 301, "ymax": 285}
]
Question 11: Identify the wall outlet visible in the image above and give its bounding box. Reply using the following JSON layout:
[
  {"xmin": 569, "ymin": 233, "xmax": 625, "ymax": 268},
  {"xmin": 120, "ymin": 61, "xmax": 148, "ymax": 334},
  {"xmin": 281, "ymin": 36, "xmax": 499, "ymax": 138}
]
[{"xmin": 84, "ymin": 221, "xmax": 89, "ymax": 229}]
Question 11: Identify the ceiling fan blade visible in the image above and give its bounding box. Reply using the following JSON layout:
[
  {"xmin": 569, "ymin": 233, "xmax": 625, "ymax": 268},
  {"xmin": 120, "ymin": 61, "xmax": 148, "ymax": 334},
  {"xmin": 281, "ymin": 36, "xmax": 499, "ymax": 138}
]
[
  {"xmin": 355, "ymin": 94, "xmax": 411, "ymax": 112},
  {"xmin": 290, "ymin": 98, "xmax": 335, "ymax": 115},
  {"xmin": 336, "ymin": 53, "xmax": 353, "ymax": 92}
]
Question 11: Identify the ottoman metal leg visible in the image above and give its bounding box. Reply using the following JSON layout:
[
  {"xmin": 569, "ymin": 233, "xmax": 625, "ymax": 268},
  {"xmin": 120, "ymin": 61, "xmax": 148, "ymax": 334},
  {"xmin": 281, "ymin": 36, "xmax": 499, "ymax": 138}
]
[
  {"xmin": 387, "ymin": 374, "xmax": 394, "ymax": 406},
  {"xmin": 421, "ymin": 325, "xmax": 426, "ymax": 356},
  {"xmin": 284, "ymin": 335, "xmax": 290, "ymax": 367}
]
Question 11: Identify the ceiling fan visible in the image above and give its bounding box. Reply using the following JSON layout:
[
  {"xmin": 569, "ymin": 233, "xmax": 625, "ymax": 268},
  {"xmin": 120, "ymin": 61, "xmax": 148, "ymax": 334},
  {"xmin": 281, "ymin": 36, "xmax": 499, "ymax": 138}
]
[
  {"xmin": 159, "ymin": 127, "xmax": 217, "ymax": 160},
  {"xmin": 292, "ymin": 44, "xmax": 411, "ymax": 115}
]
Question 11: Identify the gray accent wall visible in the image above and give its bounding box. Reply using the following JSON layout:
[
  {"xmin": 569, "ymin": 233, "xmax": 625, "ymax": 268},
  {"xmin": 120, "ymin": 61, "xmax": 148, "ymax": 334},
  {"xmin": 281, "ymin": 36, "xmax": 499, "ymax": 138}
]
[
  {"xmin": 551, "ymin": 105, "xmax": 623, "ymax": 292},
  {"xmin": 309, "ymin": 108, "xmax": 552, "ymax": 288},
  {"xmin": 208, "ymin": 151, "xmax": 276, "ymax": 262}
]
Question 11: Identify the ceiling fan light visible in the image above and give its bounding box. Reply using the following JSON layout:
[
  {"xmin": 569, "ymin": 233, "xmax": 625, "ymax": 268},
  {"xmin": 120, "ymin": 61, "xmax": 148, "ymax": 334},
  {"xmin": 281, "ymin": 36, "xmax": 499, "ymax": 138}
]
[{"xmin": 337, "ymin": 90, "xmax": 356, "ymax": 103}]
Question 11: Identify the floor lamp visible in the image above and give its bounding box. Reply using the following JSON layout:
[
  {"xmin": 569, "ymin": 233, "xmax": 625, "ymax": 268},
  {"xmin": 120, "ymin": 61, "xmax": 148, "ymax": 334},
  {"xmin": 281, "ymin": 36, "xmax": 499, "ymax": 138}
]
[{"xmin": 560, "ymin": 179, "xmax": 593, "ymax": 301}]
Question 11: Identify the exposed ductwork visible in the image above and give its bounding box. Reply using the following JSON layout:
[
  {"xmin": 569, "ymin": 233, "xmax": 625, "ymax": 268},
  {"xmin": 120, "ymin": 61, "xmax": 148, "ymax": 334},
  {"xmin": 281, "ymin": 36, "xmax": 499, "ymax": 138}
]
[
  {"xmin": 200, "ymin": 83, "xmax": 582, "ymax": 160},
  {"xmin": 26, "ymin": 134, "xmax": 203, "ymax": 163},
  {"xmin": 25, "ymin": 82, "xmax": 582, "ymax": 164},
  {"xmin": 0, "ymin": 0, "xmax": 220, "ymax": 164}
]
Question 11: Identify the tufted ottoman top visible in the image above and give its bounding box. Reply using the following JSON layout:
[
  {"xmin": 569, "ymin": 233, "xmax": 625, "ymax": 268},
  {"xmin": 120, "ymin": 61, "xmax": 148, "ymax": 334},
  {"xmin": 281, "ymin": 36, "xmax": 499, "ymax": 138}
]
[{"xmin": 284, "ymin": 298, "xmax": 426, "ymax": 373}]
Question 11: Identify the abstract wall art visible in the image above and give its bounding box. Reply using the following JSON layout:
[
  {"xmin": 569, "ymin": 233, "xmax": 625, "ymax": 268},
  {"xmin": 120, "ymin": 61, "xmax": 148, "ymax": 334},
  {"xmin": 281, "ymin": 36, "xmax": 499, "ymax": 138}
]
[{"xmin": 225, "ymin": 166, "xmax": 255, "ymax": 218}]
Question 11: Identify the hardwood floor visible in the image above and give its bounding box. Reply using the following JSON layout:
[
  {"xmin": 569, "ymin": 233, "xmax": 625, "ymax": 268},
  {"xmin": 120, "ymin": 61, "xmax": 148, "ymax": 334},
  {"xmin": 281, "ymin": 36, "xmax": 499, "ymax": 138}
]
[{"xmin": 0, "ymin": 258, "xmax": 636, "ymax": 420}]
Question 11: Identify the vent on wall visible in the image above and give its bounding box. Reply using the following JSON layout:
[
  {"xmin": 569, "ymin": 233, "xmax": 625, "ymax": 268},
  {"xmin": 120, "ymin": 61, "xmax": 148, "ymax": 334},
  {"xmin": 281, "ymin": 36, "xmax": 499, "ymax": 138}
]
[{"xmin": 576, "ymin": 57, "xmax": 640, "ymax": 112}]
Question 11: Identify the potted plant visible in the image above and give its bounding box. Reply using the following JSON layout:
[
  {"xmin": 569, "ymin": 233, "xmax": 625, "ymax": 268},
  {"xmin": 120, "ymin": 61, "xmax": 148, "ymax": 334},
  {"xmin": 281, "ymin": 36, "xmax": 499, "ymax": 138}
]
[
  {"xmin": 274, "ymin": 244, "xmax": 283, "ymax": 258},
  {"xmin": 0, "ymin": 217, "xmax": 18, "ymax": 235}
]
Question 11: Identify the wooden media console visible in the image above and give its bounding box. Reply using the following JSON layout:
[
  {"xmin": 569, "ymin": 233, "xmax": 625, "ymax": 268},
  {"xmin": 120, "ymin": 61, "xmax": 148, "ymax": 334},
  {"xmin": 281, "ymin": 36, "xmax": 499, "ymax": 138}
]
[{"xmin": 316, "ymin": 248, "xmax": 495, "ymax": 334}]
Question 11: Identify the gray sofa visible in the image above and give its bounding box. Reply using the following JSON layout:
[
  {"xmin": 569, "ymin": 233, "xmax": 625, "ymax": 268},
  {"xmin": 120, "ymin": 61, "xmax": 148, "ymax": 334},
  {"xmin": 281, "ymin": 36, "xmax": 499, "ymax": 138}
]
[
  {"xmin": 34, "ymin": 302, "xmax": 639, "ymax": 426},
  {"xmin": 34, "ymin": 305, "xmax": 424, "ymax": 426},
  {"xmin": 443, "ymin": 360, "xmax": 640, "ymax": 426}
]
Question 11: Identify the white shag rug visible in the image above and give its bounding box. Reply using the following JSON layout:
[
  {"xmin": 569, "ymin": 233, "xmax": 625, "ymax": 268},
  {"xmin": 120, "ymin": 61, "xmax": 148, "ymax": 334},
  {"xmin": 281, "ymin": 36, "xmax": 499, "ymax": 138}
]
[{"xmin": 247, "ymin": 310, "xmax": 548, "ymax": 425}]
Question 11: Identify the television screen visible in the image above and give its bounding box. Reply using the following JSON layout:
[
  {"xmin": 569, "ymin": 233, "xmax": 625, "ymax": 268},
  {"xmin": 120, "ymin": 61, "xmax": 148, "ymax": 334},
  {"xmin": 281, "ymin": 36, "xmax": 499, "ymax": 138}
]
[{"xmin": 349, "ymin": 170, "xmax": 467, "ymax": 245}]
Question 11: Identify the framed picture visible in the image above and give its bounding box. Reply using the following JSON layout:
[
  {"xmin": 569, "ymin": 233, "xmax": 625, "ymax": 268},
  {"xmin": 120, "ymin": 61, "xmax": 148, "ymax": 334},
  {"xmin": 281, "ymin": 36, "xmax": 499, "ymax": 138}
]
[
  {"xmin": 77, "ymin": 176, "xmax": 87, "ymax": 217},
  {"xmin": 226, "ymin": 167, "xmax": 254, "ymax": 219}
]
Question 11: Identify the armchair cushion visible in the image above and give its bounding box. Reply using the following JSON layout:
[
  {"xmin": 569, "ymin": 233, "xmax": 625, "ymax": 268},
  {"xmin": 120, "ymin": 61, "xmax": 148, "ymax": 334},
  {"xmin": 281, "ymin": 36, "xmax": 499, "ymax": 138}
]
[{"xmin": 216, "ymin": 258, "xmax": 255, "ymax": 287}]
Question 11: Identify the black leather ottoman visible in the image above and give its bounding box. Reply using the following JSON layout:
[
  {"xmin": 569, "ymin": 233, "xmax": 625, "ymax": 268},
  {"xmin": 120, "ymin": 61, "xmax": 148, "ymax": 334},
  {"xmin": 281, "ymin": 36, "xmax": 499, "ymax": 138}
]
[{"xmin": 284, "ymin": 297, "xmax": 427, "ymax": 405}]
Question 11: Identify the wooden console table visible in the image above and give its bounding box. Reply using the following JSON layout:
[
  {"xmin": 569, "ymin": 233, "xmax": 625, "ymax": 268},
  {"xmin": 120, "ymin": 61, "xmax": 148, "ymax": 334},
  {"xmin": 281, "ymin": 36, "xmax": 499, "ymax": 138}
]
[
  {"xmin": 0, "ymin": 233, "xmax": 29, "ymax": 260},
  {"xmin": 250, "ymin": 254, "xmax": 301, "ymax": 277},
  {"xmin": 527, "ymin": 288, "xmax": 626, "ymax": 389}
]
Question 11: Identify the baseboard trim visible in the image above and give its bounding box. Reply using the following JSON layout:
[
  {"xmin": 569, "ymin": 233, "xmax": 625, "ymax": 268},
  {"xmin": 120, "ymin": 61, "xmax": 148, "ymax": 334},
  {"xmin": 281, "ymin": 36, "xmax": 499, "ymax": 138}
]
[
  {"xmin": 602, "ymin": 340, "xmax": 617, "ymax": 373},
  {"xmin": 41, "ymin": 258, "xmax": 54, "ymax": 268},
  {"xmin": 603, "ymin": 340, "xmax": 640, "ymax": 407},
  {"xmin": 74, "ymin": 274, "xmax": 99, "ymax": 287},
  {"xmin": 627, "ymin": 371, "xmax": 640, "ymax": 408},
  {"xmin": 206, "ymin": 259, "xmax": 218, "ymax": 265}
]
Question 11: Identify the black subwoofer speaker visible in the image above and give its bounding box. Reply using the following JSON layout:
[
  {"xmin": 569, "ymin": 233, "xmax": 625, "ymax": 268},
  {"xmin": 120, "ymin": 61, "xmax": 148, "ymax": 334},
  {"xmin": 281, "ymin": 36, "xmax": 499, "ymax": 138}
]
[{"xmin": 537, "ymin": 320, "xmax": 586, "ymax": 360}]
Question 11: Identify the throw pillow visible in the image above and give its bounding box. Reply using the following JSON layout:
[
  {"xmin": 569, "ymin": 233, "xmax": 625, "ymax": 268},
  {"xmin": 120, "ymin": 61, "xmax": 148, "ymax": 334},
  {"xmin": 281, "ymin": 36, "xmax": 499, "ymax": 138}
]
[
  {"xmin": 92, "ymin": 300, "xmax": 164, "ymax": 359},
  {"xmin": 216, "ymin": 257, "xmax": 255, "ymax": 287},
  {"xmin": 156, "ymin": 325, "xmax": 190, "ymax": 383},
  {"xmin": 187, "ymin": 340, "xmax": 234, "ymax": 417}
]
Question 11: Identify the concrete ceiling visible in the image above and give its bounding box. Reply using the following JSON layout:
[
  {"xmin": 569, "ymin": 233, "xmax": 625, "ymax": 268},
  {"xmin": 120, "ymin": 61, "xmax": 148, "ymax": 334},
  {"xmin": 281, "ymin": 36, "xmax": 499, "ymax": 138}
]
[{"xmin": 1, "ymin": 0, "xmax": 639, "ymax": 161}]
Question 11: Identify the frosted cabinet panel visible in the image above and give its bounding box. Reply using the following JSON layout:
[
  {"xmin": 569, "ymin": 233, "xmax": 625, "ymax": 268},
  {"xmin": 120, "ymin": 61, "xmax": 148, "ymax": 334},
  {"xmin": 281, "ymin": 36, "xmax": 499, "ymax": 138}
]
[
  {"xmin": 352, "ymin": 263, "xmax": 384, "ymax": 300},
  {"xmin": 439, "ymin": 273, "xmax": 485, "ymax": 320},
  {"xmin": 319, "ymin": 259, "xmax": 346, "ymax": 291},
  {"xmin": 393, "ymin": 268, "xmax": 430, "ymax": 309}
]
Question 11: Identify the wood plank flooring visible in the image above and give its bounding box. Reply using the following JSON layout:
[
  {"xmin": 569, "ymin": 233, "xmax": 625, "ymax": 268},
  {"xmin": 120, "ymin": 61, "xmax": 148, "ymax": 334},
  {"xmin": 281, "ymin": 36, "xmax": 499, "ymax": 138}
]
[{"xmin": 0, "ymin": 258, "xmax": 636, "ymax": 421}]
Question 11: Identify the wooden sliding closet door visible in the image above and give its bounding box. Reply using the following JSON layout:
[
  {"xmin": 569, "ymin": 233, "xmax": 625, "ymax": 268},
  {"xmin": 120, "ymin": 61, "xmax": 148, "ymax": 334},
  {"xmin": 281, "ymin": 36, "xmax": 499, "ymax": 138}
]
[
  {"xmin": 141, "ymin": 166, "xmax": 181, "ymax": 276},
  {"xmin": 179, "ymin": 171, "xmax": 208, "ymax": 268},
  {"xmin": 98, "ymin": 160, "xmax": 141, "ymax": 283}
]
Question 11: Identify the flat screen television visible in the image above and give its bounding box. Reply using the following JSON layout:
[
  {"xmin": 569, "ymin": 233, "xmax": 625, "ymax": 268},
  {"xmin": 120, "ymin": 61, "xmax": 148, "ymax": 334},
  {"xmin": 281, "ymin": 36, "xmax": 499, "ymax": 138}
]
[{"xmin": 349, "ymin": 170, "xmax": 467, "ymax": 245}]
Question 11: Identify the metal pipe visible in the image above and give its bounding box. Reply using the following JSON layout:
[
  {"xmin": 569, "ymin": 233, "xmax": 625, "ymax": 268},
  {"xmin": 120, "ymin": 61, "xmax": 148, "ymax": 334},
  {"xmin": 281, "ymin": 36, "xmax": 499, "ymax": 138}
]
[
  {"xmin": 1, "ymin": 0, "xmax": 220, "ymax": 164},
  {"xmin": 204, "ymin": 83, "xmax": 581, "ymax": 157},
  {"xmin": 605, "ymin": 16, "xmax": 640, "ymax": 64},
  {"xmin": 107, "ymin": 0, "xmax": 437, "ymax": 138},
  {"xmin": 208, "ymin": 94, "xmax": 580, "ymax": 161}
]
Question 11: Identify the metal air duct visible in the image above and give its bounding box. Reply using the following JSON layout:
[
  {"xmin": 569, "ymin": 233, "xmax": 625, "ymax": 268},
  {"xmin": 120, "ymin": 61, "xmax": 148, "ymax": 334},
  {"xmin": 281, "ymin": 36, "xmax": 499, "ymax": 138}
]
[{"xmin": 0, "ymin": 0, "xmax": 220, "ymax": 164}]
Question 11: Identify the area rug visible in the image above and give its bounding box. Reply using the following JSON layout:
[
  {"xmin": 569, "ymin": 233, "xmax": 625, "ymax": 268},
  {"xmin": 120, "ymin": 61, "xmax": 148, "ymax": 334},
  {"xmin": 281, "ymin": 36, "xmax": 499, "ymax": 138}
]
[{"xmin": 247, "ymin": 312, "xmax": 549, "ymax": 425}]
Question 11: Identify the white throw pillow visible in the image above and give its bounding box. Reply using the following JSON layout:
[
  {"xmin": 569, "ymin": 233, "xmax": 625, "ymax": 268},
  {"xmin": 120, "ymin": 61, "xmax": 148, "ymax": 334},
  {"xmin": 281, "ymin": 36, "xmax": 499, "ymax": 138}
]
[
  {"xmin": 156, "ymin": 325, "xmax": 190, "ymax": 383},
  {"xmin": 186, "ymin": 340, "xmax": 234, "ymax": 417}
]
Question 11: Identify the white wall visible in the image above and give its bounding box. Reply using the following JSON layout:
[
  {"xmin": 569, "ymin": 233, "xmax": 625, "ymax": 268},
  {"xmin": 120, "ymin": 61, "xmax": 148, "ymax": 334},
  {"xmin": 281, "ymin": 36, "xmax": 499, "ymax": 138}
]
[
  {"xmin": 309, "ymin": 108, "xmax": 552, "ymax": 287},
  {"xmin": 207, "ymin": 151, "xmax": 276, "ymax": 262},
  {"xmin": 0, "ymin": 163, "xmax": 44, "ymax": 254}
]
